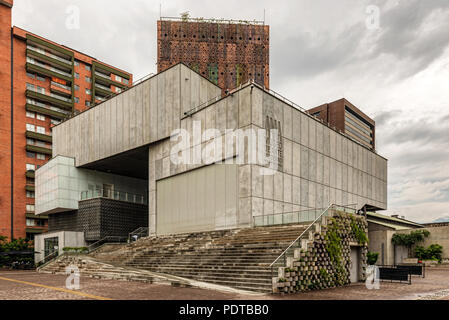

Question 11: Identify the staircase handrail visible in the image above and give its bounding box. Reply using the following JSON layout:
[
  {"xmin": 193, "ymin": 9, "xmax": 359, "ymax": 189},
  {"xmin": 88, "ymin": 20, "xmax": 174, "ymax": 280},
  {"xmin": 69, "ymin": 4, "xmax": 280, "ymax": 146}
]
[
  {"xmin": 128, "ymin": 227, "xmax": 149, "ymax": 241},
  {"xmin": 35, "ymin": 250, "xmax": 59, "ymax": 268},
  {"xmin": 87, "ymin": 236, "xmax": 128, "ymax": 254},
  {"xmin": 269, "ymin": 204, "xmax": 334, "ymax": 268}
]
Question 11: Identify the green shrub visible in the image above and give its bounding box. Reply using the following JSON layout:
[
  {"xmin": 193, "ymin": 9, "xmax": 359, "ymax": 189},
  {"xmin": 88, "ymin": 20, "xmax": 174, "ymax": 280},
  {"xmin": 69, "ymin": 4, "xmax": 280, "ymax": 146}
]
[
  {"xmin": 62, "ymin": 247, "xmax": 88, "ymax": 253},
  {"xmin": 367, "ymin": 252, "xmax": 379, "ymax": 265},
  {"xmin": 415, "ymin": 244, "xmax": 443, "ymax": 262}
]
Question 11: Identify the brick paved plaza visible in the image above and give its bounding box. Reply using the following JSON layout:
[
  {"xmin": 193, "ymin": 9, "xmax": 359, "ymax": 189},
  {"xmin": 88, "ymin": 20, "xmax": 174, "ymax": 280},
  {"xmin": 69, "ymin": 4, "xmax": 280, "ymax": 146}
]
[{"xmin": 1, "ymin": 267, "xmax": 449, "ymax": 300}]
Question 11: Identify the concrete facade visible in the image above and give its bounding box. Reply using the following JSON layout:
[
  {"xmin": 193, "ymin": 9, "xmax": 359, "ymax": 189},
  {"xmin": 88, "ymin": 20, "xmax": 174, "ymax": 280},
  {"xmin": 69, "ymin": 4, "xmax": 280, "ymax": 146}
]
[
  {"xmin": 34, "ymin": 231, "xmax": 85, "ymax": 263},
  {"xmin": 41, "ymin": 63, "xmax": 388, "ymax": 236}
]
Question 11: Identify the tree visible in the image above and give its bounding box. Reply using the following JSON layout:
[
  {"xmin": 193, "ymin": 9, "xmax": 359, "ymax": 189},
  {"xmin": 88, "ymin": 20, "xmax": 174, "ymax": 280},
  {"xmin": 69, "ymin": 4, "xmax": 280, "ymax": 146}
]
[{"xmin": 391, "ymin": 230, "xmax": 430, "ymax": 257}]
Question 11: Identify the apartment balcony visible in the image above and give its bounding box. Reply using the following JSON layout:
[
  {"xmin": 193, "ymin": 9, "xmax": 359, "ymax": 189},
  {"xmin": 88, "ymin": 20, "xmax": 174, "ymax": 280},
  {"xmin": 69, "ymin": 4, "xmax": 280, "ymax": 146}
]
[
  {"xmin": 94, "ymin": 83, "xmax": 114, "ymax": 98},
  {"xmin": 26, "ymin": 130, "xmax": 53, "ymax": 143},
  {"xmin": 26, "ymin": 60, "xmax": 73, "ymax": 83},
  {"xmin": 26, "ymin": 101, "xmax": 70, "ymax": 120},
  {"xmin": 26, "ymin": 185, "xmax": 35, "ymax": 192},
  {"xmin": 80, "ymin": 189, "xmax": 147, "ymax": 205},
  {"xmin": 94, "ymin": 71, "xmax": 127, "ymax": 89},
  {"xmin": 26, "ymin": 144, "xmax": 52, "ymax": 156},
  {"xmin": 26, "ymin": 170, "xmax": 35, "ymax": 179},
  {"xmin": 26, "ymin": 89, "xmax": 73, "ymax": 111},
  {"xmin": 26, "ymin": 45, "xmax": 73, "ymax": 71},
  {"xmin": 50, "ymin": 81, "xmax": 72, "ymax": 97}
]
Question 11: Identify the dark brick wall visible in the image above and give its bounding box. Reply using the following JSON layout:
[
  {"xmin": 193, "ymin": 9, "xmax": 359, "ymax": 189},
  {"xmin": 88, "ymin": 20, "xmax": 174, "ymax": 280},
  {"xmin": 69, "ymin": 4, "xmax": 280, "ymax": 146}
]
[
  {"xmin": 49, "ymin": 199, "xmax": 148, "ymax": 242},
  {"xmin": 157, "ymin": 20, "xmax": 269, "ymax": 91}
]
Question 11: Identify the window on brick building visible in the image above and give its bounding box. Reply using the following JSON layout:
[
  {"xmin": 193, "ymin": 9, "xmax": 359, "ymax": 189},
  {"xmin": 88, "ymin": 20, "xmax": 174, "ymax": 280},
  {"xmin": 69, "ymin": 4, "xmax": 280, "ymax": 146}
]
[
  {"xmin": 26, "ymin": 124, "xmax": 35, "ymax": 132},
  {"xmin": 27, "ymin": 73, "xmax": 36, "ymax": 79},
  {"xmin": 85, "ymin": 101, "xmax": 91, "ymax": 107},
  {"xmin": 74, "ymin": 72, "xmax": 79, "ymax": 79},
  {"xmin": 26, "ymin": 111, "xmax": 35, "ymax": 119},
  {"xmin": 85, "ymin": 76, "xmax": 91, "ymax": 83},
  {"xmin": 86, "ymin": 89, "xmax": 91, "ymax": 95},
  {"xmin": 36, "ymin": 114, "xmax": 45, "ymax": 121},
  {"xmin": 74, "ymin": 97, "xmax": 80, "ymax": 103},
  {"xmin": 85, "ymin": 65, "xmax": 91, "ymax": 71},
  {"xmin": 37, "ymin": 75, "xmax": 45, "ymax": 82},
  {"xmin": 74, "ymin": 85, "xmax": 79, "ymax": 91},
  {"xmin": 37, "ymin": 154, "xmax": 46, "ymax": 160},
  {"xmin": 115, "ymin": 75, "xmax": 122, "ymax": 83},
  {"xmin": 26, "ymin": 204, "xmax": 35, "ymax": 213},
  {"xmin": 36, "ymin": 126, "xmax": 45, "ymax": 134},
  {"xmin": 26, "ymin": 191, "xmax": 35, "ymax": 198},
  {"xmin": 26, "ymin": 164, "xmax": 36, "ymax": 171},
  {"xmin": 26, "ymin": 152, "xmax": 35, "ymax": 159}
]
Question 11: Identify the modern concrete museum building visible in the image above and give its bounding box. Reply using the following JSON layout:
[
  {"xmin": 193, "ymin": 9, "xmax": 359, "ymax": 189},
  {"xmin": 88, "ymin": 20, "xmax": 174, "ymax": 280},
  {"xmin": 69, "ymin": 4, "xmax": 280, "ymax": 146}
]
[{"xmin": 34, "ymin": 63, "xmax": 387, "ymax": 251}]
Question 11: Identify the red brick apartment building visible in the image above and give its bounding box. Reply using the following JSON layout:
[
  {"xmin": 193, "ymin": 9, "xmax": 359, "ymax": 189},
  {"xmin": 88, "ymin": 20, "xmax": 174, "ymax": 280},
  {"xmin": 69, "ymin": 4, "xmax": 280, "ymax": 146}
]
[
  {"xmin": 308, "ymin": 98, "xmax": 376, "ymax": 151},
  {"xmin": 157, "ymin": 16, "xmax": 269, "ymax": 91},
  {"xmin": 0, "ymin": 0, "xmax": 132, "ymax": 240}
]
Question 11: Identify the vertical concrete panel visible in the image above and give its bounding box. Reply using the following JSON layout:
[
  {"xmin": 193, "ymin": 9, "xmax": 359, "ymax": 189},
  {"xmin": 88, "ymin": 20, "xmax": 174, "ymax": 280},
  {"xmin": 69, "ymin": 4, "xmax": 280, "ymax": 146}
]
[
  {"xmin": 273, "ymin": 98, "xmax": 284, "ymax": 130},
  {"xmin": 292, "ymin": 142, "xmax": 301, "ymax": 177},
  {"xmin": 273, "ymin": 171, "xmax": 283, "ymax": 201},
  {"xmin": 323, "ymin": 126, "xmax": 330, "ymax": 156},
  {"xmin": 308, "ymin": 118, "xmax": 316, "ymax": 151},
  {"xmin": 335, "ymin": 134, "xmax": 342, "ymax": 162},
  {"xmin": 308, "ymin": 181, "xmax": 316, "ymax": 209},
  {"xmin": 336, "ymin": 161, "xmax": 342, "ymax": 190},
  {"xmin": 180, "ymin": 66, "xmax": 192, "ymax": 117},
  {"xmin": 300, "ymin": 178, "xmax": 309, "ymax": 208},
  {"xmin": 292, "ymin": 110, "xmax": 301, "ymax": 144},
  {"xmin": 251, "ymin": 87, "xmax": 263, "ymax": 128},
  {"xmin": 110, "ymin": 98, "xmax": 117, "ymax": 155},
  {"xmin": 347, "ymin": 140, "xmax": 353, "ymax": 167},
  {"xmin": 308, "ymin": 149, "xmax": 317, "ymax": 182},
  {"xmin": 122, "ymin": 91, "xmax": 131, "ymax": 151},
  {"xmin": 357, "ymin": 146, "xmax": 363, "ymax": 171},
  {"xmin": 329, "ymin": 187, "xmax": 336, "ymax": 205},
  {"xmin": 129, "ymin": 89, "xmax": 138, "ymax": 149},
  {"xmin": 262, "ymin": 92, "xmax": 274, "ymax": 120},
  {"xmin": 316, "ymin": 183, "xmax": 323, "ymax": 209},
  {"xmin": 300, "ymin": 146, "xmax": 309, "ymax": 179},
  {"xmin": 317, "ymin": 153, "xmax": 323, "ymax": 184},
  {"xmin": 342, "ymin": 164, "xmax": 348, "ymax": 192},
  {"xmin": 342, "ymin": 138, "xmax": 347, "ymax": 164},
  {"xmin": 283, "ymin": 173, "xmax": 292, "ymax": 203},
  {"xmin": 300, "ymin": 113, "xmax": 309, "ymax": 147},
  {"xmin": 336, "ymin": 189, "xmax": 342, "ymax": 206},
  {"xmin": 157, "ymin": 72, "xmax": 166, "ymax": 140},
  {"xmin": 251, "ymin": 165, "xmax": 263, "ymax": 198},
  {"xmin": 227, "ymin": 94, "xmax": 238, "ymax": 130},
  {"xmin": 190, "ymin": 69, "xmax": 200, "ymax": 109},
  {"xmin": 283, "ymin": 104, "xmax": 293, "ymax": 141},
  {"xmin": 215, "ymin": 164, "xmax": 226, "ymax": 229},
  {"xmin": 134, "ymin": 83, "xmax": 143, "ymax": 147},
  {"xmin": 323, "ymin": 186, "xmax": 330, "ymax": 208},
  {"xmin": 94, "ymin": 107, "xmax": 100, "ymax": 162},
  {"xmin": 329, "ymin": 130, "xmax": 336, "ymax": 159},
  {"xmin": 263, "ymin": 174, "xmax": 273, "ymax": 200},
  {"xmin": 292, "ymin": 176, "xmax": 301, "ymax": 205},
  {"xmin": 323, "ymin": 156, "xmax": 330, "ymax": 186},
  {"xmin": 264, "ymin": 199, "xmax": 274, "ymax": 215},
  {"xmin": 316, "ymin": 123, "xmax": 323, "ymax": 154},
  {"xmin": 239, "ymin": 165, "xmax": 251, "ymax": 198},
  {"xmin": 329, "ymin": 158, "xmax": 336, "ymax": 188},
  {"xmin": 283, "ymin": 138, "xmax": 292, "ymax": 175},
  {"xmin": 215, "ymin": 100, "xmax": 227, "ymax": 133},
  {"xmin": 348, "ymin": 166, "xmax": 353, "ymax": 194},
  {"xmin": 239, "ymin": 88, "xmax": 251, "ymax": 128},
  {"xmin": 149, "ymin": 78, "xmax": 158, "ymax": 142},
  {"xmin": 164, "ymin": 69, "xmax": 174, "ymax": 138}
]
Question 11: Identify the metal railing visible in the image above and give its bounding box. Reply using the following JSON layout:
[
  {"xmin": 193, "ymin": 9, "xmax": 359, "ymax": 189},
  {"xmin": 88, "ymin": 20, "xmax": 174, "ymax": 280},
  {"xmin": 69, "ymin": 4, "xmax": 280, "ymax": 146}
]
[
  {"xmin": 160, "ymin": 16, "xmax": 265, "ymax": 25},
  {"xmin": 27, "ymin": 45, "xmax": 73, "ymax": 65},
  {"xmin": 51, "ymin": 81, "xmax": 72, "ymax": 91},
  {"xmin": 27, "ymin": 98, "xmax": 71, "ymax": 116},
  {"xmin": 128, "ymin": 227, "xmax": 149, "ymax": 242},
  {"xmin": 27, "ymin": 57, "xmax": 72, "ymax": 77},
  {"xmin": 35, "ymin": 250, "xmax": 59, "ymax": 268},
  {"xmin": 87, "ymin": 236, "xmax": 128, "ymax": 254},
  {"xmin": 269, "ymin": 204, "xmax": 358, "ymax": 277},
  {"xmin": 80, "ymin": 189, "xmax": 147, "ymax": 205}
]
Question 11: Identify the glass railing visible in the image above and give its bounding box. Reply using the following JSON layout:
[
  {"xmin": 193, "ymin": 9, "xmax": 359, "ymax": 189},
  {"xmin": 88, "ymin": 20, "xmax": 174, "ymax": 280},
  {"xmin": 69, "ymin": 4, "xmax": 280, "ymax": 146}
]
[
  {"xmin": 27, "ymin": 58, "xmax": 72, "ymax": 78},
  {"xmin": 254, "ymin": 205, "xmax": 357, "ymax": 227},
  {"xmin": 80, "ymin": 189, "xmax": 147, "ymax": 205}
]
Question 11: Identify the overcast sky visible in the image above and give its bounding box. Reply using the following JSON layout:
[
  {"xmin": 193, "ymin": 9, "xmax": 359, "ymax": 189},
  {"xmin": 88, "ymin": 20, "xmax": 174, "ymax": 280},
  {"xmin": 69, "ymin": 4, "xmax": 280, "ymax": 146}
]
[{"xmin": 12, "ymin": 0, "xmax": 449, "ymax": 223}]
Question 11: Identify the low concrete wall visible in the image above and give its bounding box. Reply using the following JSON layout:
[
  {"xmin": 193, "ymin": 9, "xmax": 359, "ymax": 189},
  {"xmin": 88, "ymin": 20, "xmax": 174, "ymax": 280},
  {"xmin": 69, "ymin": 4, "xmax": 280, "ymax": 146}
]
[{"xmin": 368, "ymin": 226, "xmax": 449, "ymax": 265}]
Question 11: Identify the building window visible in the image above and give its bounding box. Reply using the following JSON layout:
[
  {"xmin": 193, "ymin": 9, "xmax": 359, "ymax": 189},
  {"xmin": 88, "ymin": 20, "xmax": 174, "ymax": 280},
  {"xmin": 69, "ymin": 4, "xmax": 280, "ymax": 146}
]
[
  {"xmin": 86, "ymin": 89, "xmax": 91, "ymax": 95},
  {"xmin": 27, "ymin": 72, "xmax": 36, "ymax": 79},
  {"xmin": 36, "ymin": 126, "xmax": 45, "ymax": 134},
  {"xmin": 26, "ymin": 204, "xmax": 35, "ymax": 213},
  {"xmin": 115, "ymin": 87, "xmax": 122, "ymax": 93},
  {"xmin": 26, "ymin": 124, "xmax": 35, "ymax": 132},
  {"xmin": 26, "ymin": 191, "xmax": 35, "ymax": 198},
  {"xmin": 74, "ymin": 72, "xmax": 80, "ymax": 79},
  {"xmin": 115, "ymin": 75, "xmax": 122, "ymax": 83},
  {"xmin": 74, "ymin": 61, "xmax": 79, "ymax": 66},
  {"xmin": 85, "ymin": 65, "xmax": 91, "ymax": 71},
  {"xmin": 26, "ymin": 152, "xmax": 36, "ymax": 159},
  {"xmin": 37, "ymin": 75, "xmax": 45, "ymax": 82},
  {"xmin": 26, "ymin": 164, "xmax": 36, "ymax": 171},
  {"xmin": 26, "ymin": 111, "xmax": 35, "ymax": 119},
  {"xmin": 37, "ymin": 153, "xmax": 46, "ymax": 160},
  {"xmin": 85, "ymin": 101, "xmax": 91, "ymax": 107},
  {"xmin": 26, "ymin": 83, "xmax": 35, "ymax": 91},
  {"xmin": 51, "ymin": 119, "xmax": 61, "ymax": 125},
  {"xmin": 74, "ymin": 85, "xmax": 79, "ymax": 91},
  {"xmin": 36, "ymin": 114, "xmax": 45, "ymax": 121},
  {"xmin": 74, "ymin": 97, "xmax": 80, "ymax": 103},
  {"xmin": 123, "ymin": 78, "xmax": 129, "ymax": 85},
  {"xmin": 26, "ymin": 219, "xmax": 35, "ymax": 227},
  {"xmin": 36, "ymin": 141, "xmax": 46, "ymax": 147},
  {"xmin": 37, "ymin": 86, "xmax": 45, "ymax": 94},
  {"xmin": 85, "ymin": 76, "xmax": 91, "ymax": 83}
]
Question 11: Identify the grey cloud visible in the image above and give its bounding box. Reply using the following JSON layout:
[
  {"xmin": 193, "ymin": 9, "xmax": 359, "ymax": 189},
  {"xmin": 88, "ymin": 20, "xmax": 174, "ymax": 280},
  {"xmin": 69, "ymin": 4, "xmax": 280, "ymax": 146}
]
[{"xmin": 373, "ymin": 109, "xmax": 402, "ymax": 127}]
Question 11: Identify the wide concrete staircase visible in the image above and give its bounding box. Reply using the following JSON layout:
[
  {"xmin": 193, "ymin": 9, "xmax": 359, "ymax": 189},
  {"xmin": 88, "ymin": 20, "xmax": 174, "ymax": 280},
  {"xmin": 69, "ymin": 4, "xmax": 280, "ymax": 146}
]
[{"xmin": 88, "ymin": 225, "xmax": 308, "ymax": 293}]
